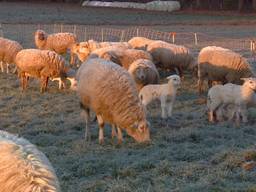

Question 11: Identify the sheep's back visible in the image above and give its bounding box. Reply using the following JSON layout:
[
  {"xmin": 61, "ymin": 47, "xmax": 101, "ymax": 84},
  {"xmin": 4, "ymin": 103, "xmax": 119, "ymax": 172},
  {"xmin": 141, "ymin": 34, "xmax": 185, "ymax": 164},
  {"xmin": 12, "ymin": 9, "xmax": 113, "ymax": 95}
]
[
  {"xmin": 0, "ymin": 38, "xmax": 22, "ymax": 63},
  {"xmin": 46, "ymin": 33, "xmax": 76, "ymax": 53}
]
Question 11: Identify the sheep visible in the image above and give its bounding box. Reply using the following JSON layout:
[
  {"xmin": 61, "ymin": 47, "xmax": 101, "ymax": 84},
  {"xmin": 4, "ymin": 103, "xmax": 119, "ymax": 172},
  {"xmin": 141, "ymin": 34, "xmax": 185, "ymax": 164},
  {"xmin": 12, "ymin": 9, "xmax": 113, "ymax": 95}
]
[
  {"xmin": 51, "ymin": 67, "xmax": 77, "ymax": 90},
  {"xmin": 0, "ymin": 130, "xmax": 60, "ymax": 192},
  {"xmin": 128, "ymin": 59, "xmax": 160, "ymax": 91},
  {"xmin": 92, "ymin": 48, "xmax": 153, "ymax": 70},
  {"xmin": 139, "ymin": 74, "xmax": 181, "ymax": 119},
  {"xmin": 34, "ymin": 29, "xmax": 77, "ymax": 65},
  {"xmin": 0, "ymin": 37, "xmax": 23, "ymax": 73},
  {"xmin": 146, "ymin": 40, "xmax": 196, "ymax": 78},
  {"xmin": 207, "ymin": 78, "xmax": 256, "ymax": 124},
  {"xmin": 128, "ymin": 36, "xmax": 155, "ymax": 50},
  {"xmin": 15, "ymin": 49, "xmax": 66, "ymax": 93},
  {"xmin": 72, "ymin": 40, "xmax": 131, "ymax": 62},
  {"xmin": 77, "ymin": 58, "xmax": 150, "ymax": 144},
  {"xmin": 198, "ymin": 46, "xmax": 254, "ymax": 94}
]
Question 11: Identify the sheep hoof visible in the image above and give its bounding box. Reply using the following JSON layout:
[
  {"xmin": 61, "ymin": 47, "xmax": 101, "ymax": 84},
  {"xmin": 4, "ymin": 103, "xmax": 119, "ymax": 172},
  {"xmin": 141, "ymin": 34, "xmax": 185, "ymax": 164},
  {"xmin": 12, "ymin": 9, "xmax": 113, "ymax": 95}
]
[{"xmin": 99, "ymin": 139, "xmax": 104, "ymax": 145}]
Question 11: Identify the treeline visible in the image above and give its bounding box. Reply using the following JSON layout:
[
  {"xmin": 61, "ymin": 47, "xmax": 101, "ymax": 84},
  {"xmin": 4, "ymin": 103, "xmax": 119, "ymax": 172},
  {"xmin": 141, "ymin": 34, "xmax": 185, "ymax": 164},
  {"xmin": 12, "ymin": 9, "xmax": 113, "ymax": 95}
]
[{"xmin": 2, "ymin": 0, "xmax": 255, "ymax": 11}]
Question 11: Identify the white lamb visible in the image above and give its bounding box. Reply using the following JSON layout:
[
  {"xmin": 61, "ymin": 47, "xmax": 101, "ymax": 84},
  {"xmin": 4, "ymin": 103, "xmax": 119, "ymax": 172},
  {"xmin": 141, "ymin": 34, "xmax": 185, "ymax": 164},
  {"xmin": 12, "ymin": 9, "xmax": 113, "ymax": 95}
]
[
  {"xmin": 207, "ymin": 77, "xmax": 256, "ymax": 124},
  {"xmin": 139, "ymin": 74, "xmax": 181, "ymax": 119}
]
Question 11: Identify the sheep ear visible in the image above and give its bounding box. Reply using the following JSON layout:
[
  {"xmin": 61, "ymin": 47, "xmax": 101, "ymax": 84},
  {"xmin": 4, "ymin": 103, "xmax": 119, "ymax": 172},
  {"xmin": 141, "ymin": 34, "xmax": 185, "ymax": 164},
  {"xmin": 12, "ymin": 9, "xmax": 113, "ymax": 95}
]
[
  {"xmin": 166, "ymin": 76, "xmax": 172, "ymax": 80},
  {"xmin": 240, "ymin": 78, "xmax": 250, "ymax": 81}
]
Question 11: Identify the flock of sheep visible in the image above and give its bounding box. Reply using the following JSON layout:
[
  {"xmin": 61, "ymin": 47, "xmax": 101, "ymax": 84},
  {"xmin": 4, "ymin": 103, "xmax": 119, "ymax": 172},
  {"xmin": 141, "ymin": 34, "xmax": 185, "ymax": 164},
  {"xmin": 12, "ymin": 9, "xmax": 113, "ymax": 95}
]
[{"xmin": 0, "ymin": 28, "xmax": 255, "ymax": 191}]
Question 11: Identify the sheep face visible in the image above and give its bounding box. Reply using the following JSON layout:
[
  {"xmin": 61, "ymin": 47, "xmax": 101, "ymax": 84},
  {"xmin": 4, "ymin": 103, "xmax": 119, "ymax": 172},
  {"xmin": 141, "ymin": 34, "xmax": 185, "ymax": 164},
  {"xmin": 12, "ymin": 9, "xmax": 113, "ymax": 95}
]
[
  {"xmin": 72, "ymin": 43, "xmax": 90, "ymax": 62},
  {"xmin": 127, "ymin": 121, "xmax": 150, "ymax": 143},
  {"xmin": 135, "ymin": 67, "xmax": 146, "ymax": 82},
  {"xmin": 167, "ymin": 75, "xmax": 181, "ymax": 87},
  {"xmin": 34, "ymin": 30, "xmax": 47, "ymax": 49},
  {"xmin": 242, "ymin": 78, "xmax": 256, "ymax": 90}
]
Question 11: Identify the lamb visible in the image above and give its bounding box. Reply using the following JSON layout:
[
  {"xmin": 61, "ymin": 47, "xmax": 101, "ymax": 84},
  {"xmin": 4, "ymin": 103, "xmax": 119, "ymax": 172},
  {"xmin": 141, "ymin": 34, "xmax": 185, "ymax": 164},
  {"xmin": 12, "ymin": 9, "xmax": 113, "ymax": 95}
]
[
  {"xmin": 0, "ymin": 37, "xmax": 23, "ymax": 73},
  {"xmin": 139, "ymin": 74, "xmax": 181, "ymax": 119},
  {"xmin": 146, "ymin": 40, "xmax": 196, "ymax": 78},
  {"xmin": 94, "ymin": 48, "xmax": 153, "ymax": 70},
  {"xmin": 128, "ymin": 36, "xmax": 155, "ymax": 50},
  {"xmin": 72, "ymin": 40, "xmax": 131, "ymax": 62},
  {"xmin": 128, "ymin": 59, "xmax": 160, "ymax": 91},
  {"xmin": 198, "ymin": 46, "xmax": 254, "ymax": 94},
  {"xmin": 34, "ymin": 29, "xmax": 77, "ymax": 65},
  {"xmin": 207, "ymin": 78, "xmax": 256, "ymax": 124},
  {"xmin": 0, "ymin": 130, "xmax": 60, "ymax": 192},
  {"xmin": 15, "ymin": 49, "xmax": 66, "ymax": 93},
  {"xmin": 77, "ymin": 58, "xmax": 150, "ymax": 144}
]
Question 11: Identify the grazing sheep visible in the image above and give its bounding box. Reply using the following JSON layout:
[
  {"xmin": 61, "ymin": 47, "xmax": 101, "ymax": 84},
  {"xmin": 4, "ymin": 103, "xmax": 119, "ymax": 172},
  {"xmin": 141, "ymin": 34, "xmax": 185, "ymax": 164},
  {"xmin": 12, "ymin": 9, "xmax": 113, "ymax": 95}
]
[
  {"xmin": 96, "ymin": 48, "xmax": 153, "ymax": 70},
  {"xmin": 0, "ymin": 37, "xmax": 23, "ymax": 73},
  {"xmin": 77, "ymin": 58, "xmax": 150, "ymax": 144},
  {"xmin": 16, "ymin": 49, "xmax": 66, "ymax": 93},
  {"xmin": 207, "ymin": 78, "xmax": 256, "ymax": 124},
  {"xmin": 128, "ymin": 36, "xmax": 155, "ymax": 50},
  {"xmin": 72, "ymin": 40, "xmax": 131, "ymax": 62},
  {"xmin": 128, "ymin": 59, "xmax": 160, "ymax": 91},
  {"xmin": 198, "ymin": 46, "xmax": 254, "ymax": 93},
  {"xmin": 139, "ymin": 74, "xmax": 181, "ymax": 119},
  {"xmin": 34, "ymin": 29, "xmax": 77, "ymax": 65},
  {"xmin": 0, "ymin": 130, "xmax": 60, "ymax": 192},
  {"xmin": 147, "ymin": 40, "xmax": 195, "ymax": 78}
]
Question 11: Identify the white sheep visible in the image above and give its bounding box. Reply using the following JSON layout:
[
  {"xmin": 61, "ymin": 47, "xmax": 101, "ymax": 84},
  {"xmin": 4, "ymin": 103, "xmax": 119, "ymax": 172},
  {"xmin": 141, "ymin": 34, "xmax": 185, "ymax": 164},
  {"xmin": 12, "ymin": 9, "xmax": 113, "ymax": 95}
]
[
  {"xmin": 207, "ymin": 78, "xmax": 256, "ymax": 124},
  {"xmin": 198, "ymin": 46, "xmax": 254, "ymax": 93},
  {"xmin": 15, "ymin": 49, "xmax": 66, "ymax": 93},
  {"xmin": 77, "ymin": 58, "xmax": 150, "ymax": 144},
  {"xmin": 0, "ymin": 37, "xmax": 23, "ymax": 73},
  {"xmin": 34, "ymin": 29, "xmax": 77, "ymax": 65},
  {"xmin": 0, "ymin": 130, "xmax": 60, "ymax": 192},
  {"xmin": 139, "ymin": 74, "xmax": 181, "ymax": 119},
  {"xmin": 147, "ymin": 40, "xmax": 195, "ymax": 78},
  {"xmin": 128, "ymin": 59, "xmax": 160, "ymax": 91},
  {"xmin": 72, "ymin": 40, "xmax": 131, "ymax": 62},
  {"xmin": 128, "ymin": 36, "xmax": 155, "ymax": 50}
]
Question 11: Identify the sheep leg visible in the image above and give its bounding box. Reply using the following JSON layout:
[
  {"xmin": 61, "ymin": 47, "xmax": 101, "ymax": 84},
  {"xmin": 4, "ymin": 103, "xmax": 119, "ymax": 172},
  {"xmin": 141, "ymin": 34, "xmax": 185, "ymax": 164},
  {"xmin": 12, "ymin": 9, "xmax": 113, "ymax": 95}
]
[
  {"xmin": 111, "ymin": 124, "xmax": 117, "ymax": 139},
  {"xmin": 12, "ymin": 66, "xmax": 17, "ymax": 74},
  {"xmin": 21, "ymin": 72, "xmax": 26, "ymax": 91},
  {"xmin": 240, "ymin": 106, "xmax": 248, "ymax": 123},
  {"xmin": 0, "ymin": 61, "xmax": 4, "ymax": 73},
  {"xmin": 160, "ymin": 97, "xmax": 167, "ymax": 119},
  {"xmin": 96, "ymin": 115, "xmax": 105, "ymax": 145},
  {"xmin": 177, "ymin": 66, "xmax": 183, "ymax": 79},
  {"xmin": 117, "ymin": 127, "xmax": 123, "ymax": 145},
  {"xmin": 80, "ymin": 107, "xmax": 91, "ymax": 142},
  {"xmin": 70, "ymin": 52, "xmax": 75, "ymax": 65},
  {"xmin": 208, "ymin": 80, "xmax": 212, "ymax": 88},
  {"xmin": 197, "ymin": 79, "xmax": 203, "ymax": 94},
  {"xmin": 25, "ymin": 76, "xmax": 29, "ymax": 89},
  {"xmin": 6, "ymin": 63, "xmax": 9, "ymax": 74},
  {"xmin": 40, "ymin": 76, "xmax": 48, "ymax": 93}
]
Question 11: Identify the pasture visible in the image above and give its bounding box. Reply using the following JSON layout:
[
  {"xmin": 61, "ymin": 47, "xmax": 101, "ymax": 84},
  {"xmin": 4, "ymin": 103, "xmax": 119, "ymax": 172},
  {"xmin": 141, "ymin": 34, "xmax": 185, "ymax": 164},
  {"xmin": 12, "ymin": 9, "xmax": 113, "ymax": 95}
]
[{"xmin": 0, "ymin": 2, "xmax": 256, "ymax": 192}]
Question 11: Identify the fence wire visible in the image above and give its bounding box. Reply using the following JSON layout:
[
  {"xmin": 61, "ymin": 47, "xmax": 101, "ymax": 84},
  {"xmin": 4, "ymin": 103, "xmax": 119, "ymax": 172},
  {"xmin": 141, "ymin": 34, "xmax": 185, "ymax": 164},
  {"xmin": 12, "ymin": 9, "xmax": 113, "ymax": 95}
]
[{"xmin": 0, "ymin": 23, "xmax": 254, "ymax": 56}]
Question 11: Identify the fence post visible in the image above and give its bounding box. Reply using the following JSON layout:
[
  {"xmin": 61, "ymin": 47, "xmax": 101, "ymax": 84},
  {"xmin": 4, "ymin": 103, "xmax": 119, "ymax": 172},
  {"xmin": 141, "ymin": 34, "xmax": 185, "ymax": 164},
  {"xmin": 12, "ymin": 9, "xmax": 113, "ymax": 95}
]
[
  {"xmin": 73, "ymin": 25, "xmax": 77, "ymax": 35},
  {"xmin": 60, "ymin": 24, "xmax": 63, "ymax": 33},
  {"xmin": 101, "ymin": 28, "xmax": 104, "ymax": 42},
  {"xmin": 120, "ymin": 30, "xmax": 124, "ymax": 42},
  {"xmin": 37, "ymin": 24, "xmax": 41, "ymax": 30},
  {"xmin": 0, "ymin": 24, "xmax": 3, "ymax": 37},
  {"xmin": 194, "ymin": 33, "xmax": 198, "ymax": 46},
  {"xmin": 136, "ymin": 28, "xmax": 139, "ymax": 37},
  {"xmin": 250, "ymin": 40, "xmax": 253, "ymax": 52},
  {"xmin": 84, "ymin": 27, "xmax": 87, "ymax": 41}
]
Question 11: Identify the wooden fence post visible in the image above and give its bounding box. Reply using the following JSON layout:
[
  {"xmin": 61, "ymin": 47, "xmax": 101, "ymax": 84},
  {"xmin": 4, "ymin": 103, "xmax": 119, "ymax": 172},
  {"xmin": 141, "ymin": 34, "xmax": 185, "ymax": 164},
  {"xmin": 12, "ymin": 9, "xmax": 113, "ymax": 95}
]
[{"xmin": 194, "ymin": 33, "xmax": 198, "ymax": 45}]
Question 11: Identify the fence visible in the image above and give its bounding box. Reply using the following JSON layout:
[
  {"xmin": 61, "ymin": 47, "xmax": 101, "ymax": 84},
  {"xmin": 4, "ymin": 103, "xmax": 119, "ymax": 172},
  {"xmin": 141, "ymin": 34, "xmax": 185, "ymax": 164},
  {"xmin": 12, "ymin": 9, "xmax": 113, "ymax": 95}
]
[{"xmin": 0, "ymin": 23, "xmax": 255, "ymax": 55}]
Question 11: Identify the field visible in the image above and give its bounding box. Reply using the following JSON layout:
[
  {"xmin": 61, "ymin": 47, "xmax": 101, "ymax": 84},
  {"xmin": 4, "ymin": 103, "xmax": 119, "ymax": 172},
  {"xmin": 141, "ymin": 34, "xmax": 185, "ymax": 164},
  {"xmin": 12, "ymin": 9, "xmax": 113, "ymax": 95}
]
[{"xmin": 1, "ymin": 2, "xmax": 256, "ymax": 192}]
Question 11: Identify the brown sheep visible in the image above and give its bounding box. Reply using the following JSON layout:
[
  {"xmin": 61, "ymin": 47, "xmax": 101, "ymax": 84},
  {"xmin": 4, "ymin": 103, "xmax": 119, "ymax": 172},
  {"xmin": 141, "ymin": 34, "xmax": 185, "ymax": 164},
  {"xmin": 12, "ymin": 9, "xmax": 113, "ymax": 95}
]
[
  {"xmin": 77, "ymin": 58, "xmax": 150, "ymax": 144},
  {"xmin": 147, "ymin": 40, "xmax": 196, "ymax": 78},
  {"xmin": 0, "ymin": 37, "xmax": 23, "ymax": 73},
  {"xmin": 128, "ymin": 59, "xmax": 160, "ymax": 91},
  {"xmin": 15, "ymin": 49, "xmax": 66, "ymax": 93},
  {"xmin": 198, "ymin": 46, "xmax": 254, "ymax": 94},
  {"xmin": 34, "ymin": 29, "xmax": 77, "ymax": 65},
  {"xmin": 128, "ymin": 36, "xmax": 155, "ymax": 50}
]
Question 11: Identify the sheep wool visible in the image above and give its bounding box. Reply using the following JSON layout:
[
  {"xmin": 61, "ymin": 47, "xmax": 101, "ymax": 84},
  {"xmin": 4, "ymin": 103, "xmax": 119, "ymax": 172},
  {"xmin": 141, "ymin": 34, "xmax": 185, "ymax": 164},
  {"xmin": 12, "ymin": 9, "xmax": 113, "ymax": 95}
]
[
  {"xmin": 0, "ymin": 37, "xmax": 23, "ymax": 73},
  {"xmin": 128, "ymin": 37, "xmax": 155, "ymax": 50},
  {"xmin": 77, "ymin": 58, "xmax": 150, "ymax": 143},
  {"xmin": 0, "ymin": 130, "xmax": 60, "ymax": 192}
]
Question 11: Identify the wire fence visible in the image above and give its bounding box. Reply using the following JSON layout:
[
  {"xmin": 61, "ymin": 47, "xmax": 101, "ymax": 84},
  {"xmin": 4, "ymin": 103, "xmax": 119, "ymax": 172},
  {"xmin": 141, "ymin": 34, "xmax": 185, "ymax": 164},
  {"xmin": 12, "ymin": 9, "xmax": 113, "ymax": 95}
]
[{"xmin": 0, "ymin": 23, "xmax": 255, "ymax": 56}]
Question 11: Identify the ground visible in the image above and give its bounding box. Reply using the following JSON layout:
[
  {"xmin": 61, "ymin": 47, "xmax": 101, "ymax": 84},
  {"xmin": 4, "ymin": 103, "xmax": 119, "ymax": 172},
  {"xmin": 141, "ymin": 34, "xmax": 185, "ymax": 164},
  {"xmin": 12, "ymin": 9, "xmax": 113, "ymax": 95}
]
[{"xmin": 0, "ymin": 2, "xmax": 256, "ymax": 192}]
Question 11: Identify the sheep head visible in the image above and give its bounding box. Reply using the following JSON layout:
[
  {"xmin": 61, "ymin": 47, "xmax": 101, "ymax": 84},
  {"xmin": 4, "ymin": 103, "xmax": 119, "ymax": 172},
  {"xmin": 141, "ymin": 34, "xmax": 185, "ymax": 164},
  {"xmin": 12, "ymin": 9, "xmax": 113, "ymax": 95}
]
[
  {"xmin": 126, "ymin": 121, "xmax": 151, "ymax": 143},
  {"xmin": 241, "ymin": 77, "xmax": 256, "ymax": 91},
  {"xmin": 72, "ymin": 42, "xmax": 90, "ymax": 62},
  {"xmin": 34, "ymin": 30, "xmax": 47, "ymax": 49},
  {"xmin": 167, "ymin": 74, "xmax": 181, "ymax": 87}
]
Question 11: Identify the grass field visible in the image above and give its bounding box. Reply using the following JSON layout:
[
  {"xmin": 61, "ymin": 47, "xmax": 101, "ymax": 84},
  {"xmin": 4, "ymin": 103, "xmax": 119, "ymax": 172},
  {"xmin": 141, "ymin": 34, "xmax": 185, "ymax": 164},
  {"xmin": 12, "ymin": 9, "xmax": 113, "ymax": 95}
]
[{"xmin": 1, "ymin": 2, "xmax": 256, "ymax": 192}]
